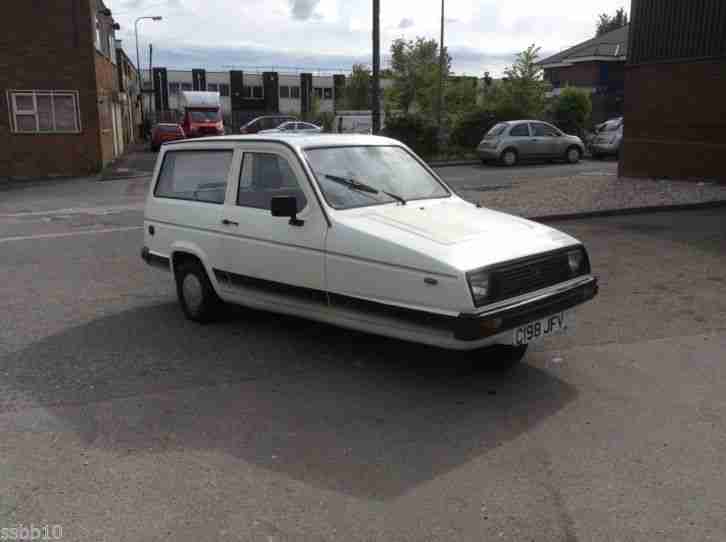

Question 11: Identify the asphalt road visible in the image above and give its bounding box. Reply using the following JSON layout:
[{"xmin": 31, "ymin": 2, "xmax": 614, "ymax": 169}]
[{"xmin": 1, "ymin": 176, "xmax": 725, "ymax": 541}]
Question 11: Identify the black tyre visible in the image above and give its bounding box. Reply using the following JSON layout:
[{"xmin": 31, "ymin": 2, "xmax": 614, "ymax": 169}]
[
  {"xmin": 565, "ymin": 146, "xmax": 582, "ymax": 164},
  {"xmin": 478, "ymin": 344, "xmax": 528, "ymax": 370},
  {"xmin": 500, "ymin": 148, "xmax": 518, "ymax": 167},
  {"xmin": 175, "ymin": 259, "xmax": 222, "ymax": 323}
]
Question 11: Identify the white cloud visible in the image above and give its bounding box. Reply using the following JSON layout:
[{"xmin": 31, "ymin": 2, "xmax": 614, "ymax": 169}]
[{"xmin": 109, "ymin": 0, "xmax": 629, "ymax": 76}]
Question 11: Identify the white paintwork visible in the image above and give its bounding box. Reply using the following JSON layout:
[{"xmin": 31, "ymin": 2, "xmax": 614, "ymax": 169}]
[
  {"xmin": 144, "ymin": 134, "xmax": 593, "ymax": 350},
  {"xmin": 180, "ymin": 91, "xmax": 221, "ymax": 109}
]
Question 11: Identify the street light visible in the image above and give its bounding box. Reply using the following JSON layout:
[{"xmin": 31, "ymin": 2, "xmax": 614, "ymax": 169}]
[{"xmin": 135, "ymin": 15, "xmax": 162, "ymax": 138}]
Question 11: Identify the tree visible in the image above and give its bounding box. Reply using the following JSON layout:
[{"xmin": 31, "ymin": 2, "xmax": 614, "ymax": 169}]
[
  {"xmin": 597, "ymin": 8, "xmax": 628, "ymax": 36},
  {"xmin": 444, "ymin": 77, "xmax": 478, "ymax": 120},
  {"xmin": 344, "ymin": 64, "xmax": 371, "ymax": 110},
  {"xmin": 388, "ymin": 37, "xmax": 451, "ymax": 116},
  {"xmin": 492, "ymin": 44, "xmax": 550, "ymax": 119},
  {"xmin": 553, "ymin": 87, "xmax": 592, "ymax": 136}
]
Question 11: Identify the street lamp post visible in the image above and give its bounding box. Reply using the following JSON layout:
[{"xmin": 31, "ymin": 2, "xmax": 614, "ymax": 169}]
[
  {"xmin": 135, "ymin": 15, "xmax": 162, "ymax": 138},
  {"xmin": 437, "ymin": 0, "xmax": 445, "ymax": 139}
]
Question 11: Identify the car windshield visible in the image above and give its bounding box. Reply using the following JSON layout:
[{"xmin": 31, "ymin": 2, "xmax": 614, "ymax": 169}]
[
  {"xmin": 485, "ymin": 123, "xmax": 507, "ymax": 138},
  {"xmin": 602, "ymin": 121, "xmax": 622, "ymax": 132},
  {"xmin": 305, "ymin": 146, "xmax": 450, "ymax": 210},
  {"xmin": 190, "ymin": 110, "xmax": 220, "ymax": 122}
]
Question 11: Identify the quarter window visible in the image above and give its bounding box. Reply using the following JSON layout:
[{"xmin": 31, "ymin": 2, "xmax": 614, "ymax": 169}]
[
  {"xmin": 155, "ymin": 150, "xmax": 233, "ymax": 204},
  {"xmin": 237, "ymin": 153, "xmax": 308, "ymax": 211},
  {"xmin": 9, "ymin": 91, "xmax": 81, "ymax": 133},
  {"xmin": 509, "ymin": 123, "xmax": 530, "ymax": 137}
]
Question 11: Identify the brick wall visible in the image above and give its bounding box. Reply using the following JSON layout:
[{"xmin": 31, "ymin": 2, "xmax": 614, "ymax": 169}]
[
  {"xmin": 95, "ymin": 52, "xmax": 118, "ymax": 166},
  {"xmin": 621, "ymin": 58, "xmax": 726, "ymax": 181},
  {"xmin": 0, "ymin": 0, "xmax": 102, "ymax": 179}
]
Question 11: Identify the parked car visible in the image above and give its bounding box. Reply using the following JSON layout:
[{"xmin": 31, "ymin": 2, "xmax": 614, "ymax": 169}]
[
  {"xmin": 239, "ymin": 115, "xmax": 296, "ymax": 134},
  {"xmin": 259, "ymin": 121, "xmax": 321, "ymax": 134},
  {"xmin": 150, "ymin": 123, "xmax": 185, "ymax": 152},
  {"xmin": 477, "ymin": 120, "xmax": 585, "ymax": 166},
  {"xmin": 142, "ymin": 134, "xmax": 598, "ymax": 368},
  {"xmin": 590, "ymin": 118, "xmax": 623, "ymax": 159}
]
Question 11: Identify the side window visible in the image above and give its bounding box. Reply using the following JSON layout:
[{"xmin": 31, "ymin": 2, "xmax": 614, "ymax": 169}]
[
  {"xmin": 510, "ymin": 123, "xmax": 530, "ymax": 137},
  {"xmin": 539, "ymin": 123, "xmax": 560, "ymax": 137},
  {"xmin": 531, "ymin": 123, "xmax": 546, "ymax": 137},
  {"xmin": 237, "ymin": 153, "xmax": 308, "ymax": 212},
  {"xmin": 155, "ymin": 150, "xmax": 233, "ymax": 204}
]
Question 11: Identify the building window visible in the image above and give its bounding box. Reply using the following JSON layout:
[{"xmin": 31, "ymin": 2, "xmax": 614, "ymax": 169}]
[
  {"xmin": 181, "ymin": 83, "xmax": 192, "ymax": 91},
  {"xmin": 252, "ymin": 85, "xmax": 264, "ymax": 99},
  {"xmin": 9, "ymin": 90, "xmax": 81, "ymax": 133},
  {"xmin": 242, "ymin": 86, "xmax": 252, "ymax": 98},
  {"xmin": 323, "ymin": 87, "xmax": 333, "ymax": 100},
  {"xmin": 169, "ymin": 82, "xmax": 181, "ymax": 95},
  {"xmin": 279, "ymin": 86, "xmax": 290, "ymax": 99},
  {"xmin": 314, "ymin": 87, "xmax": 323, "ymax": 99},
  {"xmin": 218, "ymin": 83, "xmax": 230, "ymax": 97},
  {"xmin": 290, "ymin": 86, "xmax": 300, "ymax": 99},
  {"xmin": 207, "ymin": 83, "xmax": 219, "ymax": 92}
]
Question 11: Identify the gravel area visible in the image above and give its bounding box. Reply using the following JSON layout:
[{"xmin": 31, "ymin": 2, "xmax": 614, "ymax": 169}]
[{"xmin": 460, "ymin": 173, "xmax": 726, "ymax": 218}]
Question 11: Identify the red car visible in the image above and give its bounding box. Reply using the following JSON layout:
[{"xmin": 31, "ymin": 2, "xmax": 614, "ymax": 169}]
[{"xmin": 151, "ymin": 123, "xmax": 185, "ymax": 152}]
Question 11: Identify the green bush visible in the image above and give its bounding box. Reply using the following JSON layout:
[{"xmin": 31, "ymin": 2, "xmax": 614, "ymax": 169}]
[
  {"xmin": 552, "ymin": 87, "xmax": 592, "ymax": 137},
  {"xmin": 450, "ymin": 108, "xmax": 498, "ymax": 148},
  {"xmin": 382, "ymin": 114, "xmax": 438, "ymax": 158}
]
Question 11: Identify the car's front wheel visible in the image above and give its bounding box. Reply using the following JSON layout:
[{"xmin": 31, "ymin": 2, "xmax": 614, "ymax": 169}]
[
  {"xmin": 566, "ymin": 146, "xmax": 582, "ymax": 164},
  {"xmin": 478, "ymin": 344, "xmax": 528, "ymax": 370},
  {"xmin": 175, "ymin": 260, "xmax": 222, "ymax": 323}
]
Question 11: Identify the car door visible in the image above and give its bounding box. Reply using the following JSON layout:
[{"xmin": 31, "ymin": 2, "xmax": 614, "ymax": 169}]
[
  {"xmin": 508, "ymin": 122, "xmax": 536, "ymax": 158},
  {"xmin": 530, "ymin": 122, "xmax": 560, "ymax": 157},
  {"xmin": 216, "ymin": 143, "xmax": 328, "ymax": 307}
]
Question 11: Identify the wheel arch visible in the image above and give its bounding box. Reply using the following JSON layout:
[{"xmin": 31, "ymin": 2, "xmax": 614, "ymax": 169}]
[{"xmin": 169, "ymin": 242, "xmax": 222, "ymax": 295}]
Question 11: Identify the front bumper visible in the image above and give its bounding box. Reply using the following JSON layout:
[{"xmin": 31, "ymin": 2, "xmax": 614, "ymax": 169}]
[
  {"xmin": 454, "ymin": 276, "xmax": 598, "ymax": 341},
  {"xmin": 591, "ymin": 142, "xmax": 618, "ymax": 155}
]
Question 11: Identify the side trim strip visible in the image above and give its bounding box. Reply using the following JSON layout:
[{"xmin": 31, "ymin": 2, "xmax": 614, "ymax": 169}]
[{"xmin": 150, "ymin": 219, "xmax": 456, "ymax": 278}]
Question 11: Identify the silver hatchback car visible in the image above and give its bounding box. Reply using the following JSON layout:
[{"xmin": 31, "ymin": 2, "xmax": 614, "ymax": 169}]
[{"xmin": 477, "ymin": 120, "xmax": 586, "ymax": 166}]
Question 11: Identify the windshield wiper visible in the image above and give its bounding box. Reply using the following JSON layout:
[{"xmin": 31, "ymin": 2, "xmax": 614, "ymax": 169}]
[
  {"xmin": 324, "ymin": 174, "xmax": 378, "ymax": 193},
  {"xmin": 323, "ymin": 174, "xmax": 406, "ymax": 205}
]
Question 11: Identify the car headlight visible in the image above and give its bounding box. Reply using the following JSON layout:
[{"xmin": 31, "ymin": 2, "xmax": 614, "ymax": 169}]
[
  {"xmin": 467, "ymin": 270, "xmax": 491, "ymax": 307},
  {"xmin": 567, "ymin": 248, "xmax": 586, "ymax": 276}
]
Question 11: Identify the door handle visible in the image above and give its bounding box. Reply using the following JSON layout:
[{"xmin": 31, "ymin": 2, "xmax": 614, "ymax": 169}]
[{"xmin": 221, "ymin": 219, "xmax": 239, "ymax": 226}]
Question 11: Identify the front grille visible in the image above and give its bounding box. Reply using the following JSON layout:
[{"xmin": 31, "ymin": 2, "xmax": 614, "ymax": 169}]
[{"xmin": 489, "ymin": 249, "xmax": 583, "ymax": 303}]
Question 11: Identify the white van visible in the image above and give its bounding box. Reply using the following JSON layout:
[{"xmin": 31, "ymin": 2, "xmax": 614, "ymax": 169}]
[
  {"xmin": 333, "ymin": 111, "xmax": 385, "ymax": 134},
  {"xmin": 142, "ymin": 133, "xmax": 597, "ymax": 367}
]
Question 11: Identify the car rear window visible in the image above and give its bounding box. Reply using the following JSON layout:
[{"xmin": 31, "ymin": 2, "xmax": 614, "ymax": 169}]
[
  {"xmin": 485, "ymin": 123, "xmax": 507, "ymax": 138},
  {"xmin": 155, "ymin": 150, "xmax": 232, "ymax": 204}
]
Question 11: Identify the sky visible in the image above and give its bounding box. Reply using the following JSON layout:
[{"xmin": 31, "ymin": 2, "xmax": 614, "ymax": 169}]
[{"xmin": 111, "ymin": 0, "xmax": 629, "ymax": 76}]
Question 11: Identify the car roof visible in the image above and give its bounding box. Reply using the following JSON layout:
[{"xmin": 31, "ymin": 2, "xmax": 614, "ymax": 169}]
[{"xmin": 164, "ymin": 134, "xmax": 401, "ymax": 151}]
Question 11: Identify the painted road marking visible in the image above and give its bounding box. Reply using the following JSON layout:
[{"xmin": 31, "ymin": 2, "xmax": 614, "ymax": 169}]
[{"xmin": 0, "ymin": 226, "xmax": 142, "ymax": 244}]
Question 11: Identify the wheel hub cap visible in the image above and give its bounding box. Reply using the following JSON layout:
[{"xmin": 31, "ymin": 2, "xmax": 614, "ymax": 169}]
[{"xmin": 182, "ymin": 274, "xmax": 203, "ymax": 314}]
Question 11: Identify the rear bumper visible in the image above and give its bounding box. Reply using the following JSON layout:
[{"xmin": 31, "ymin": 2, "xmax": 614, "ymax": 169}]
[
  {"xmin": 454, "ymin": 276, "xmax": 598, "ymax": 341},
  {"xmin": 141, "ymin": 247, "xmax": 171, "ymax": 271}
]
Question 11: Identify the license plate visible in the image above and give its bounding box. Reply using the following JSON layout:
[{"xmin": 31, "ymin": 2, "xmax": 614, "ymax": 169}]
[{"xmin": 512, "ymin": 312, "xmax": 567, "ymax": 346}]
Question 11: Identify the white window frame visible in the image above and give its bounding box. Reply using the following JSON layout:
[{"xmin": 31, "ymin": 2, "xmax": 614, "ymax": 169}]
[{"xmin": 7, "ymin": 90, "xmax": 82, "ymax": 134}]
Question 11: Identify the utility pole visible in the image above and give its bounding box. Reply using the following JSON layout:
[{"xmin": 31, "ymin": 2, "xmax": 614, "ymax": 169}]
[
  {"xmin": 371, "ymin": 0, "xmax": 381, "ymax": 134},
  {"xmin": 148, "ymin": 43, "xmax": 153, "ymax": 129},
  {"xmin": 437, "ymin": 0, "xmax": 445, "ymax": 138},
  {"xmin": 134, "ymin": 16, "xmax": 162, "ymax": 139}
]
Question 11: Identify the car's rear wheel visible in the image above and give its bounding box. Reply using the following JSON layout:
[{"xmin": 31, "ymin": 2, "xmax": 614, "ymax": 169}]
[
  {"xmin": 500, "ymin": 148, "xmax": 518, "ymax": 167},
  {"xmin": 479, "ymin": 344, "xmax": 528, "ymax": 370},
  {"xmin": 566, "ymin": 146, "xmax": 582, "ymax": 164},
  {"xmin": 175, "ymin": 259, "xmax": 222, "ymax": 323}
]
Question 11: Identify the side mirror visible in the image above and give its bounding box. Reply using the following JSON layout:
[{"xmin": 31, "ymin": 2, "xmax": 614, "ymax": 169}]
[{"xmin": 271, "ymin": 196, "xmax": 304, "ymax": 227}]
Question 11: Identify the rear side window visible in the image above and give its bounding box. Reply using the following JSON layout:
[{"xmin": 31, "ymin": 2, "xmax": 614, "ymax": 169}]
[
  {"xmin": 155, "ymin": 150, "xmax": 233, "ymax": 204},
  {"xmin": 509, "ymin": 123, "xmax": 530, "ymax": 137}
]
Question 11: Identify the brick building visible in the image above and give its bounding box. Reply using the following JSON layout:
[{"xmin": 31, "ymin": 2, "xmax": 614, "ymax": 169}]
[
  {"xmin": 538, "ymin": 25, "xmax": 628, "ymax": 124},
  {"xmin": 0, "ymin": 1, "xmax": 124, "ymax": 180},
  {"xmin": 622, "ymin": 0, "xmax": 726, "ymax": 181}
]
